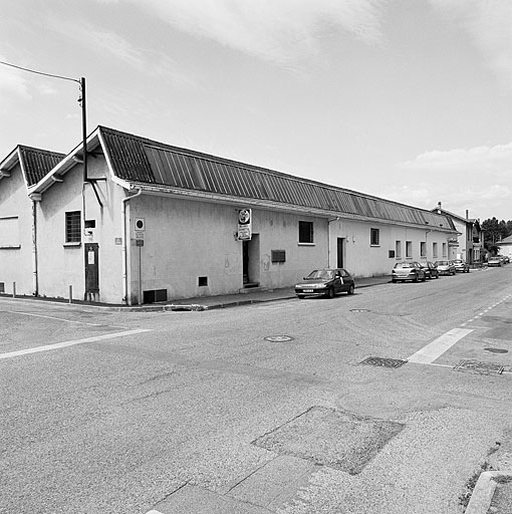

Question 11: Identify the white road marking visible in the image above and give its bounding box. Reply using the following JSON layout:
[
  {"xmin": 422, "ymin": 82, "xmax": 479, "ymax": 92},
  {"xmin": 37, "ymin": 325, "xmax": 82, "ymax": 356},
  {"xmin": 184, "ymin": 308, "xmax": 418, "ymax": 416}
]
[
  {"xmin": 407, "ymin": 328, "xmax": 473, "ymax": 364},
  {"xmin": 0, "ymin": 329, "xmax": 151, "ymax": 361},
  {"xmin": 8, "ymin": 310, "xmax": 118, "ymax": 327}
]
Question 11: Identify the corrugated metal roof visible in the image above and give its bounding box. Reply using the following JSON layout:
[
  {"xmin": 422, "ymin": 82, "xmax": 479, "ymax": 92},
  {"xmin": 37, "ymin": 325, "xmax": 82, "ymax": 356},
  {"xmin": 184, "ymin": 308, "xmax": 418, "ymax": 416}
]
[
  {"xmin": 19, "ymin": 146, "xmax": 65, "ymax": 186},
  {"xmin": 99, "ymin": 126, "xmax": 455, "ymax": 229}
]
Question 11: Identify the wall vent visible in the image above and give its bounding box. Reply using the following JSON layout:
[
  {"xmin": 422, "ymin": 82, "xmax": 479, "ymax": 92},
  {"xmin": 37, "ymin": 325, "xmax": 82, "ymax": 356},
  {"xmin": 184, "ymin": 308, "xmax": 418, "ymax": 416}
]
[{"xmin": 143, "ymin": 289, "xmax": 167, "ymax": 304}]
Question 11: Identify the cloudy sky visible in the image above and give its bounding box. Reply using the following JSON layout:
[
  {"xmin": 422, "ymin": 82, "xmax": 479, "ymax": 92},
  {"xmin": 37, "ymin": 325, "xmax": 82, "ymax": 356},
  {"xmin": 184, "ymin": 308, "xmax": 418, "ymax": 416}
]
[{"xmin": 1, "ymin": 0, "xmax": 511, "ymax": 221}]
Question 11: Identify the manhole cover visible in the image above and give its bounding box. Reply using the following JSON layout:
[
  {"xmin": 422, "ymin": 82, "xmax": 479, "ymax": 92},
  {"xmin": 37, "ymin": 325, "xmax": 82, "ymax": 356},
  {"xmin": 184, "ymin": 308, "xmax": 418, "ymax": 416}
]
[
  {"xmin": 484, "ymin": 347, "xmax": 509, "ymax": 354},
  {"xmin": 350, "ymin": 308, "xmax": 370, "ymax": 313},
  {"xmin": 360, "ymin": 356, "xmax": 407, "ymax": 368},
  {"xmin": 252, "ymin": 406, "xmax": 404, "ymax": 475},
  {"xmin": 264, "ymin": 335, "xmax": 295, "ymax": 343},
  {"xmin": 453, "ymin": 360, "xmax": 507, "ymax": 375}
]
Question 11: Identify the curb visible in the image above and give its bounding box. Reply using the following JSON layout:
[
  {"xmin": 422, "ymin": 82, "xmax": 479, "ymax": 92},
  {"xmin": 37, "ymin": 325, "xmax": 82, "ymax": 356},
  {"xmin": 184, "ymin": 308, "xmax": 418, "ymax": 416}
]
[{"xmin": 465, "ymin": 471, "xmax": 512, "ymax": 514}]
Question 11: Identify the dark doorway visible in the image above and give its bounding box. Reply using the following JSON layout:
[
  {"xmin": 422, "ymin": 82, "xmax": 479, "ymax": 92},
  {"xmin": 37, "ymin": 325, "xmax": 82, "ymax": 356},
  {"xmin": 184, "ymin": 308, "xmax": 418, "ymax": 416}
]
[
  {"xmin": 85, "ymin": 242, "xmax": 99, "ymax": 301},
  {"xmin": 337, "ymin": 238, "xmax": 345, "ymax": 268},
  {"xmin": 243, "ymin": 241, "xmax": 249, "ymax": 284},
  {"xmin": 242, "ymin": 235, "xmax": 260, "ymax": 287}
]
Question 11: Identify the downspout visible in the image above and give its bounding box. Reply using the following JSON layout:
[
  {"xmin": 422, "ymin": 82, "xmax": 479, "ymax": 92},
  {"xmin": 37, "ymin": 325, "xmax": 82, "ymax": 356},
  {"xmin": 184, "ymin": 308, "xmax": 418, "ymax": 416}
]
[
  {"xmin": 31, "ymin": 199, "xmax": 39, "ymax": 296},
  {"xmin": 327, "ymin": 216, "xmax": 340, "ymax": 267},
  {"xmin": 122, "ymin": 188, "xmax": 142, "ymax": 305}
]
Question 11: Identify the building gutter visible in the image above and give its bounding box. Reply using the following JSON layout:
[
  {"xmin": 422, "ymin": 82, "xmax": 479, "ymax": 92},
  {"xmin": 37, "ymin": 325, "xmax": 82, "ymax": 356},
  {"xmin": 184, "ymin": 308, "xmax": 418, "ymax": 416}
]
[
  {"xmin": 125, "ymin": 182, "xmax": 456, "ymax": 233},
  {"xmin": 121, "ymin": 188, "xmax": 142, "ymax": 305}
]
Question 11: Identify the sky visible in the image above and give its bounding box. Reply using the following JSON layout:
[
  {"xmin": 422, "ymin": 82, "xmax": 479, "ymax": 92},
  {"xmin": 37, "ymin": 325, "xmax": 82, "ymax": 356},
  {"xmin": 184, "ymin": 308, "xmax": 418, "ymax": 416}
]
[{"xmin": 1, "ymin": 0, "xmax": 511, "ymax": 221}]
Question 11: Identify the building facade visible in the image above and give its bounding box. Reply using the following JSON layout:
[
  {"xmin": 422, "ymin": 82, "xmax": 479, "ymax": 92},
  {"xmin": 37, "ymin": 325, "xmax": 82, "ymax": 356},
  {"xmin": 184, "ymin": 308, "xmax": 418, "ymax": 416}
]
[
  {"xmin": 432, "ymin": 202, "xmax": 483, "ymax": 264},
  {"xmin": 1, "ymin": 127, "xmax": 458, "ymax": 304}
]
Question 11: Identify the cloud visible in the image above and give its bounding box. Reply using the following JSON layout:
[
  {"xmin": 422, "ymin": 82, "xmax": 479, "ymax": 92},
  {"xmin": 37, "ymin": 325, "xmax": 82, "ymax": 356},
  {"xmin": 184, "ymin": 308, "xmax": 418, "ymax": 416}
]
[
  {"xmin": 112, "ymin": 0, "xmax": 386, "ymax": 64},
  {"xmin": 401, "ymin": 143, "xmax": 512, "ymax": 174},
  {"xmin": 429, "ymin": 0, "xmax": 512, "ymax": 92},
  {"xmin": 383, "ymin": 142, "xmax": 512, "ymax": 219},
  {"xmin": 0, "ymin": 63, "xmax": 32, "ymax": 104},
  {"xmin": 47, "ymin": 18, "xmax": 192, "ymax": 85}
]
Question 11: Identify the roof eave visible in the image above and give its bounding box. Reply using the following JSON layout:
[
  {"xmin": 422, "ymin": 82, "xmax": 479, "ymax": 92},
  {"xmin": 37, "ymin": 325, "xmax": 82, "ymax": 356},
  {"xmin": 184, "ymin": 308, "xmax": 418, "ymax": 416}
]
[{"xmin": 125, "ymin": 182, "xmax": 458, "ymax": 232}]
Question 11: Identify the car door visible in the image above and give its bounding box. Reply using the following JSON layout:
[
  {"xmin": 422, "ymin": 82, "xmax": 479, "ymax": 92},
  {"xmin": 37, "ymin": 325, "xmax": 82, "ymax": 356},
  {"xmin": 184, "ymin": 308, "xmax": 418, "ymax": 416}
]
[
  {"xmin": 333, "ymin": 270, "xmax": 343, "ymax": 293},
  {"xmin": 338, "ymin": 269, "xmax": 350, "ymax": 292}
]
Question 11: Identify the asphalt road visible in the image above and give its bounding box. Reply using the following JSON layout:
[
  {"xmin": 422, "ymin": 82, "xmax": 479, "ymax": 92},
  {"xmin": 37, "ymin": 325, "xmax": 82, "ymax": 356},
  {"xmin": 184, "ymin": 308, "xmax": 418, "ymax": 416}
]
[{"xmin": 1, "ymin": 266, "xmax": 511, "ymax": 514}]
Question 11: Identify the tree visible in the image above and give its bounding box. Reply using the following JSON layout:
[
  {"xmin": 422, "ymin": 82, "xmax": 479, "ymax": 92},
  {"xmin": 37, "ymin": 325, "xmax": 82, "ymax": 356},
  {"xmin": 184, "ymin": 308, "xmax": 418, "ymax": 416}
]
[{"xmin": 481, "ymin": 217, "xmax": 512, "ymax": 253}]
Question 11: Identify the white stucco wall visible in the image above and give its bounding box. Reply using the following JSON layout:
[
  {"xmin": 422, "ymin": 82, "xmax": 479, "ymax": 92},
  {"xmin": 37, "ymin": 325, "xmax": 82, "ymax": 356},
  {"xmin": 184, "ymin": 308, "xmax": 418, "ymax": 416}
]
[
  {"xmin": 36, "ymin": 156, "xmax": 125, "ymax": 303},
  {"xmin": 0, "ymin": 165, "xmax": 34, "ymax": 295},
  {"xmin": 126, "ymin": 195, "xmax": 329, "ymax": 302},
  {"xmin": 328, "ymin": 219, "xmax": 452, "ymax": 277}
]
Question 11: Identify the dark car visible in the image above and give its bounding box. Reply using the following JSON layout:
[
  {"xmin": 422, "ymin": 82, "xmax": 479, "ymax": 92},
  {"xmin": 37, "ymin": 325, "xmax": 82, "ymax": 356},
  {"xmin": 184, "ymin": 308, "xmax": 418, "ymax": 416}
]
[
  {"xmin": 419, "ymin": 261, "xmax": 439, "ymax": 279},
  {"xmin": 434, "ymin": 260, "xmax": 456, "ymax": 276},
  {"xmin": 452, "ymin": 259, "xmax": 470, "ymax": 273},
  {"xmin": 391, "ymin": 261, "xmax": 426, "ymax": 283},
  {"xmin": 295, "ymin": 268, "xmax": 355, "ymax": 299}
]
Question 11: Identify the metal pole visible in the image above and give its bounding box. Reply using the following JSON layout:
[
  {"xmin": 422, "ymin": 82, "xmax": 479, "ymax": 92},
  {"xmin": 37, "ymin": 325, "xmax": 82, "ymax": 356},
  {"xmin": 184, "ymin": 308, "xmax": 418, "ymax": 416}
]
[{"xmin": 80, "ymin": 77, "xmax": 88, "ymax": 182}]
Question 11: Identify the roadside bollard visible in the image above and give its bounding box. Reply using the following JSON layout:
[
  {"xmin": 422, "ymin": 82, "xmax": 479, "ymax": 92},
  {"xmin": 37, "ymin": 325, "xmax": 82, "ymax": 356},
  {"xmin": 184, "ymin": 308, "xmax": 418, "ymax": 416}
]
[
  {"xmin": 69, "ymin": 285, "xmax": 73, "ymax": 304},
  {"xmin": 12, "ymin": 282, "xmax": 16, "ymax": 298}
]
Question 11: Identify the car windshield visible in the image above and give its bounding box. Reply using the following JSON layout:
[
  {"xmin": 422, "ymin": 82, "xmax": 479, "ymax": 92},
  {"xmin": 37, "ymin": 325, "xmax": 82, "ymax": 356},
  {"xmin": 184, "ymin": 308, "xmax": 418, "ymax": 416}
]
[
  {"xmin": 306, "ymin": 270, "xmax": 334, "ymax": 280},
  {"xmin": 435, "ymin": 261, "xmax": 449, "ymax": 265},
  {"xmin": 394, "ymin": 263, "xmax": 413, "ymax": 268}
]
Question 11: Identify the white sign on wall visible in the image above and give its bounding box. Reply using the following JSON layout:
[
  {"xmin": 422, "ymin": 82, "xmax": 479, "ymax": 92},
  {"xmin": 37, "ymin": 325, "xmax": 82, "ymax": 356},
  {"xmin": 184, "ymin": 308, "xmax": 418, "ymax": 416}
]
[{"xmin": 237, "ymin": 208, "xmax": 252, "ymax": 241}]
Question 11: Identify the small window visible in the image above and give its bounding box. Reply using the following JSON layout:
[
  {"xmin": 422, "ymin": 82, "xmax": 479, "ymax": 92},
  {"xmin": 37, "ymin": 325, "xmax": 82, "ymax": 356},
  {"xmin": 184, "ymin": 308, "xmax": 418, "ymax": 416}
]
[
  {"xmin": 65, "ymin": 211, "xmax": 81, "ymax": 243},
  {"xmin": 370, "ymin": 228, "xmax": 380, "ymax": 246},
  {"xmin": 198, "ymin": 276, "xmax": 208, "ymax": 287},
  {"xmin": 271, "ymin": 250, "xmax": 286, "ymax": 263},
  {"xmin": 420, "ymin": 242, "xmax": 426, "ymax": 257},
  {"xmin": 389, "ymin": 250, "xmax": 395, "ymax": 258},
  {"xmin": 0, "ymin": 216, "xmax": 20, "ymax": 248},
  {"xmin": 298, "ymin": 221, "xmax": 314, "ymax": 244},
  {"xmin": 406, "ymin": 241, "xmax": 412, "ymax": 258}
]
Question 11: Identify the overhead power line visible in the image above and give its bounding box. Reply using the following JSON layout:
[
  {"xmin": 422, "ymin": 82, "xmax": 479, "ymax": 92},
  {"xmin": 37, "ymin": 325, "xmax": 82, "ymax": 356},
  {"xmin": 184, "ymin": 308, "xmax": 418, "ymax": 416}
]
[{"xmin": 0, "ymin": 60, "xmax": 79, "ymax": 84}]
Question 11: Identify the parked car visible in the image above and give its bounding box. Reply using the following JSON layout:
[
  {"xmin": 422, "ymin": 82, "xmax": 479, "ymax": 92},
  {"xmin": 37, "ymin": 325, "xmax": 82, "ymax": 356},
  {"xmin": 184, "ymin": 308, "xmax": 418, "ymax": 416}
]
[
  {"xmin": 434, "ymin": 260, "xmax": 456, "ymax": 276},
  {"xmin": 391, "ymin": 261, "xmax": 426, "ymax": 283},
  {"xmin": 419, "ymin": 261, "xmax": 439, "ymax": 279},
  {"xmin": 488, "ymin": 256, "xmax": 502, "ymax": 267},
  {"xmin": 452, "ymin": 259, "xmax": 470, "ymax": 273},
  {"xmin": 295, "ymin": 268, "xmax": 355, "ymax": 299}
]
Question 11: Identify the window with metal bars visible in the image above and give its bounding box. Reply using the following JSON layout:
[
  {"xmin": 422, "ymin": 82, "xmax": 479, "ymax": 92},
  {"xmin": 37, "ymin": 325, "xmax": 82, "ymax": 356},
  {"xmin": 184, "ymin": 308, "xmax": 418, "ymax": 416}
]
[{"xmin": 65, "ymin": 211, "xmax": 81, "ymax": 243}]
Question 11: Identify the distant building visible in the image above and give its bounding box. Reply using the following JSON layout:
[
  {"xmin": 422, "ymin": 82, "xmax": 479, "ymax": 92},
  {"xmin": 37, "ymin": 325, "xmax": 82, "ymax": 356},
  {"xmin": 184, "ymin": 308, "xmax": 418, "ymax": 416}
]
[
  {"xmin": 432, "ymin": 202, "xmax": 483, "ymax": 264},
  {"xmin": 498, "ymin": 234, "xmax": 512, "ymax": 260},
  {"xmin": 1, "ymin": 126, "xmax": 458, "ymax": 304}
]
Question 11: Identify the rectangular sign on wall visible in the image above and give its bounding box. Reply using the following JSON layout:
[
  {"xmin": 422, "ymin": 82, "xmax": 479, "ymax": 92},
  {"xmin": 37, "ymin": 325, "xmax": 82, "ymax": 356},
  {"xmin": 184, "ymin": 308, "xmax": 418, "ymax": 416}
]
[{"xmin": 237, "ymin": 208, "xmax": 252, "ymax": 241}]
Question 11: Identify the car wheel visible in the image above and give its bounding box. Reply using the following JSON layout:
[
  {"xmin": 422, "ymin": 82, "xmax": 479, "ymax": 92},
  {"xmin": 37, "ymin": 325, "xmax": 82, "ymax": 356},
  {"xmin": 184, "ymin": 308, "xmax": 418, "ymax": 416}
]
[
  {"xmin": 392, "ymin": 279, "xmax": 397, "ymax": 283},
  {"xmin": 422, "ymin": 276, "xmax": 426, "ymax": 282},
  {"xmin": 327, "ymin": 287, "xmax": 335, "ymax": 299},
  {"xmin": 297, "ymin": 295, "xmax": 305, "ymax": 299},
  {"xmin": 347, "ymin": 284, "xmax": 355, "ymax": 295},
  {"xmin": 413, "ymin": 276, "xmax": 419, "ymax": 283}
]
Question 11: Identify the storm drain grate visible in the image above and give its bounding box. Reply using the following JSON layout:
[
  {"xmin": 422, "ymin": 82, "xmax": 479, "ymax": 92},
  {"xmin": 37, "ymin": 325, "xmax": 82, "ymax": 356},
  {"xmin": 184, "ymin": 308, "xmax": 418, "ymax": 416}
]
[
  {"xmin": 360, "ymin": 356, "xmax": 407, "ymax": 368},
  {"xmin": 453, "ymin": 359, "xmax": 509, "ymax": 375},
  {"xmin": 484, "ymin": 347, "xmax": 509, "ymax": 354}
]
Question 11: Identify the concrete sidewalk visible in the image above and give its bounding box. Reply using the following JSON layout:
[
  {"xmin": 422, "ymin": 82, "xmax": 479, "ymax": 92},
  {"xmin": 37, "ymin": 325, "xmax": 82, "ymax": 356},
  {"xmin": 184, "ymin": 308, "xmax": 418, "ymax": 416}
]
[{"xmin": 151, "ymin": 274, "xmax": 392, "ymax": 311}]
